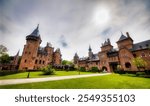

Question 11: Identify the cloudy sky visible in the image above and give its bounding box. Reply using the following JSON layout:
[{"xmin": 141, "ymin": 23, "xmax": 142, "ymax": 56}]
[{"xmin": 0, "ymin": 0, "xmax": 150, "ymax": 60}]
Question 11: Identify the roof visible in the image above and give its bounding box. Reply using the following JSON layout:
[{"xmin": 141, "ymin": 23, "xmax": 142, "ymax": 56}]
[
  {"xmin": 132, "ymin": 40, "xmax": 150, "ymax": 51},
  {"xmin": 118, "ymin": 34, "xmax": 127, "ymax": 41},
  {"xmin": 29, "ymin": 24, "xmax": 40, "ymax": 37}
]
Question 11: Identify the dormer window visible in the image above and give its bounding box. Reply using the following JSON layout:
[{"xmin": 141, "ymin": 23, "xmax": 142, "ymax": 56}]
[
  {"xmin": 139, "ymin": 46, "xmax": 142, "ymax": 49},
  {"xmin": 146, "ymin": 44, "xmax": 149, "ymax": 47}
]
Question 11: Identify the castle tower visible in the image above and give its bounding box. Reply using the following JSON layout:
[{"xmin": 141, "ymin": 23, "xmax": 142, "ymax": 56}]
[
  {"xmin": 88, "ymin": 45, "xmax": 93, "ymax": 59},
  {"xmin": 53, "ymin": 48, "xmax": 62, "ymax": 65},
  {"xmin": 45, "ymin": 42, "xmax": 54, "ymax": 64},
  {"xmin": 117, "ymin": 32, "xmax": 133, "ymax": 49},
  {"xmin": 73, "ymin": 52, "xmax": 79, "ymax": 64},
  {"xmin": 12, "ymin": 50, "xmax": 20, "ymax": 65},
  {"xmin": 19, "ymin": 24, "xmax": 42, "ymax": 70},
  {"xmin": 101, "ymin": 38, "xmax": 113, "ymax": 52}
]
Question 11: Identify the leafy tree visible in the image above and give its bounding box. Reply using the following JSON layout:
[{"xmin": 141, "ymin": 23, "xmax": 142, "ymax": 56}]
[
  {"xmin": 62, "ymin": 60, "xmax": 73, "ymax": 66},
  {"xmin": 0, "ymin": 45, "xmax": 8, "ymax": 56},
  {"xmin": 132, "ymin": 57, "xmax": 147, "ymax": 71},
  {"xmin": 0, "ymin": 53, "xmax": 11, "ymax": 64}
]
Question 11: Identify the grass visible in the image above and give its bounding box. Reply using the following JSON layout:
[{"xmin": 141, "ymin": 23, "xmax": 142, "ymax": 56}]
[
  {"xmin": 0, "ymin": 71, "xmax": 94, "ymax": 80},
  {"xmin": 0, "ymin": 74, "xmax": 150, "ymax": 89}
]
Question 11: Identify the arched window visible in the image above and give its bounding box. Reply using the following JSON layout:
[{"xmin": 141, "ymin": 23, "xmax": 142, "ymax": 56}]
[
  {"xmin": 35, "ymin": 60, "xmax": 38, "ymax": 64},
  {"xmin": 125, "ymin": 62, "xmax": 131, "ymax": 68}
]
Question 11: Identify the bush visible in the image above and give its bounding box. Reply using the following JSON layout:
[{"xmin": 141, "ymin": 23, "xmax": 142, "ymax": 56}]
[
  {"xmin": 90, "ymin": 67, "xmax": 99, "ymax": 73},
  {"xmin": 79, "ymin": 67, "xmax": 86, "ymax": 72},
  {"xmin": 40, "ymin": 65, "xmax": 55, "ymax": 75}
]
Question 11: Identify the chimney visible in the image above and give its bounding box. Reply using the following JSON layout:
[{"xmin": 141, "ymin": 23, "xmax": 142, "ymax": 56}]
[{"xmin": 126, "ymin": 32, "xmax": 130, "ymax": 38}]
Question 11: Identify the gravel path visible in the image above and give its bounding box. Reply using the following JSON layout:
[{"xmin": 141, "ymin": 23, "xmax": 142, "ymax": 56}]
[{"xmin": 0, "ymin": 73, "xmax": 111, "ymax": 85}]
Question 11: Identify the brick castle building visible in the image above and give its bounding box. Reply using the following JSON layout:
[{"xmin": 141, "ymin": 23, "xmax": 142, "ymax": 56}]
[
  {"xmin": 74, "ymin": 32, "xmax": 150, "ymax": 72},
  {"xmin": 19, "ymin": 25, "xmax": 61, "ymax": 70}
]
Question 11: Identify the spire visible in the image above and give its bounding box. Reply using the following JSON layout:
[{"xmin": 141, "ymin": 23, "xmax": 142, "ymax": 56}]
[
  {"xmin": 16, "ymin": 50, "xmax": 20, "ymax": 56},
  {"xmin": 29, "ymin": 24, "xmax": 40, "ymax": 36},
  {"xmin": 89, "ymin": 45, "xmax": 92, "ymax": 52}
]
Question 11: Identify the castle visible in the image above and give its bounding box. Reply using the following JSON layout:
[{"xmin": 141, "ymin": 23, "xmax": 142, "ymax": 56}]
[
  {"xmin": 74, "ymin": 32, "xmax": 150, "ymax": 72},
  {"xmin": 19, "ymin": 25, "xmax": 62, "ymax": 70}
]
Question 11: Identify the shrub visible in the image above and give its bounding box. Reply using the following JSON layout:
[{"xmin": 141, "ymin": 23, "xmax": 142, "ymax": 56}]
[
  {"xmin": 90, "ymin": 67, "xmax": 99, "ymax": 73},
  {"xmin": 40, "ymin": 65, "xmax": 55, "ymax": 75},
  {"xmin": 79, "ymin": 67, "xmax": 86, "ymax": 72}
]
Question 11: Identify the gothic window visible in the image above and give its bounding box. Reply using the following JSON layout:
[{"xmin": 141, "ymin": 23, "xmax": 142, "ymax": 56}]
[
  {"xmin": 43, "ymin": 61, "xmax": 45, "ymax": 64},
  {"xmin": 24, "ymin": 60, "xmax": 27, "ymax": 63}
]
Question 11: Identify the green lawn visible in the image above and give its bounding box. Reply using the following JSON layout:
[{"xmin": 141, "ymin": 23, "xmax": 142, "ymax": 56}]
[
  {"xmin": 0, "ymin": 74, "xmax": 150, "ymax": 89},
  {"xmin": 0, "ymin": 71, "xmax": 94, "ymax": 80}
]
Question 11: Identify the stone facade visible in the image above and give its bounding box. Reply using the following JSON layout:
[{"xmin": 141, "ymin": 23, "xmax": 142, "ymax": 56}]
[
  {"xmin": 19, "ymin": 25, "xmax": 61, "ymax": 70},
  {"xmin": 74, "ymin": 32, "xmax": 150, "ymax": 72}
]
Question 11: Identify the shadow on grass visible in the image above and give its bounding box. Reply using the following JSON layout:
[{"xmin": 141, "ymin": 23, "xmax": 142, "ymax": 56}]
[{"xmin": 120, "ymin": 74, "xmax": 150, "ymax": 79}]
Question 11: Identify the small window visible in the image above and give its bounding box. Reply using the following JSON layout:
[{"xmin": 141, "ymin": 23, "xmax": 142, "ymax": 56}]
[
  {"xmin": 24, "ymin": 60, "xmax": 27, "ymax": 63},
  {"xmin": 43, "ymin": 61, "xmax": 45, "ymax": 64},
  {"xmin": 29, "ymin": 52, "xmax": 31, "ymax": 54}
]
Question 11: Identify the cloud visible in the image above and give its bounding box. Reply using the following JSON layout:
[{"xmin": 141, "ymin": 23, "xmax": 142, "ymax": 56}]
[
  {"xmin": 0, "ymin": 0, "xmax": 150, "ymax": 60},
  {"xmin": 58, "ymin": 35, "xmax": 68, "ymax": 48}
]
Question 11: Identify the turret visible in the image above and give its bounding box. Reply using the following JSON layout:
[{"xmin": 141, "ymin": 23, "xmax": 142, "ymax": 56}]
[{"xmin": 117, "ymin": 32, "xmax": 133, "ymax": 49}]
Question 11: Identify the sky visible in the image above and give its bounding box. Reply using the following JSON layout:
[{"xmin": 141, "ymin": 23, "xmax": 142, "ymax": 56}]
[{"xmin": 0, "ymin": 0, "xmax": 150, "ymax": 60}]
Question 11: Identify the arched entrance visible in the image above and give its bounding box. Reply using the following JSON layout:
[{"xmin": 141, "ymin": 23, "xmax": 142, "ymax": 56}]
[
  {"xmin": 125, "ymin": 62, "xmax": 131, "ymax": 68},
  {"xmin": 102, "ymin": 66, "xmax": 107, "ymax": 72}
]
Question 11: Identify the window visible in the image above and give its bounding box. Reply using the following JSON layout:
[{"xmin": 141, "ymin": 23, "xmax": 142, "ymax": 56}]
[
  {"xmin": 35, "ymin": 60, "xmax": 38, "ymax": 64},
  {"xmin": 39, "ymin": 60, "xmax": 42, "ymax": 64},
  {"xmin": 133, "ymin": 54, "xmax": 137, "ymax": 58},
  {"xmin": 24, "ymin": 60, "xmax": 27, "ymax": 63},
  {"xmin": 146, "ymin": 44, "xmax": 149, "ymax": 47},
  {"xmin": 125, "ymin": 62, "xmax": 131, "ymax": 68},
  {"xmin": 141, "ymin": 52, "xmax": 145, "ymax": 57},
  {"xmin": 139, "ymin": 46, "xmax": 142, "ymax": 49},
  {"xmin": 43, "ymin": 61, "xmax": 45, "ymax": 64},
  {"xmin": 29, "ymin": 52, "xmax": 31, "ymax": 54}
]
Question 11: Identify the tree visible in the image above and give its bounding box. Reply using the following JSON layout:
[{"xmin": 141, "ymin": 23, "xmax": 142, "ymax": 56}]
[
  {"xmin": 0, "ymin": 53, "xmax": 11, "ymax": 64},
  {"xmin": 0, "ymin": 45, "xmax": 8, "ymax": 56},
  {"xmin": 62, "ymin": 60, "xmax": 73, "ymax": 66},
  {"xmin": 132, "ymin": 57, "xmax": 147, "ymax": 71}
]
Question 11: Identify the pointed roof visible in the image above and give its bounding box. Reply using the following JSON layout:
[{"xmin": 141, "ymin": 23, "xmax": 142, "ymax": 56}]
[
  {"xmin": 118, "ymin": 33, "xmax": 127, "ymax": 41},
  {"xmin": 16, "ymin": 50, "xmax": 20, "ymax": 56},
  {"xmin": 89, "ymin": 45, "xmax": 92, "ymax": 52},
  {"xmin": 29, "ymin": 24, "xmax": 40, "ymax": 36}
]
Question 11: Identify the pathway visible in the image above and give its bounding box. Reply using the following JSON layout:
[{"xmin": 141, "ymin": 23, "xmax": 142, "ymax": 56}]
[{"xmin": 0, "ymin": 73, "xmax": 111, "ymax": 85}]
